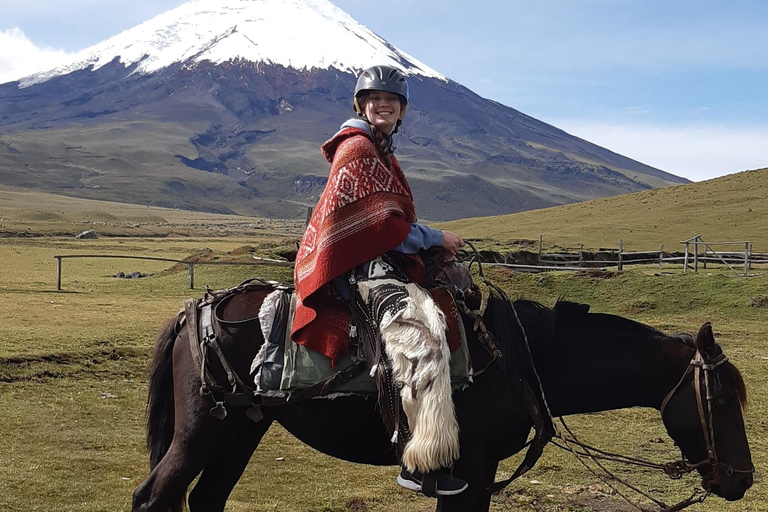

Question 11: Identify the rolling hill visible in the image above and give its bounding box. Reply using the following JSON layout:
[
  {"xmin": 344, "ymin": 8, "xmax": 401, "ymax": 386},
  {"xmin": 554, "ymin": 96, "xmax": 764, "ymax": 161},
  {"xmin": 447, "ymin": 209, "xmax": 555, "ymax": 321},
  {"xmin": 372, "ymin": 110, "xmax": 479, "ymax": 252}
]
[
  {"xmin": 3, "ymin": 167, "xmax": 766, "ymax": 256},
  {"xmin": 439, "ymin": 167, "xmax": 768, "ymax": 252}
]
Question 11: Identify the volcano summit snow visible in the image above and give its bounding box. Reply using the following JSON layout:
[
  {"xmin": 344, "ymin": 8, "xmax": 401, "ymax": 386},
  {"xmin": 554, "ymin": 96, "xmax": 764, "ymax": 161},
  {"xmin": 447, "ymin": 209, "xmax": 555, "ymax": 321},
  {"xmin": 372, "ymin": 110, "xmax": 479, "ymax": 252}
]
[
  {"xmin": 1, "ymin": 0, "xmax": 688, "ymax": 220},
  {"xmin": 21, "ymin": 0, "xmax": 443, "ymax": 87}
]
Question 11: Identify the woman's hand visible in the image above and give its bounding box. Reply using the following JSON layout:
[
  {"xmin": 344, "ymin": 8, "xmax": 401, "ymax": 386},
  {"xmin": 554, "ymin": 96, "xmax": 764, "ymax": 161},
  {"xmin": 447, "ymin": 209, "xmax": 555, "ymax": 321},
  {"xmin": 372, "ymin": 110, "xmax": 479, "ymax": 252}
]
[{"xmin": 441, "ymin": 230, "xmax": 464, "ymax": 261}]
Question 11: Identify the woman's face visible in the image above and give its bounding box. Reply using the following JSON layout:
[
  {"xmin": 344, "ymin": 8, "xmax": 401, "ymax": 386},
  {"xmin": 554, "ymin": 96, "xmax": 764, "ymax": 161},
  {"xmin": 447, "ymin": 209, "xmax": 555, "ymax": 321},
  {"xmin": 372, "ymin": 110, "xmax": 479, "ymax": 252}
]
[{"xmin": 362, "ymin": 91, "xmax": 403, "ymax": 134}]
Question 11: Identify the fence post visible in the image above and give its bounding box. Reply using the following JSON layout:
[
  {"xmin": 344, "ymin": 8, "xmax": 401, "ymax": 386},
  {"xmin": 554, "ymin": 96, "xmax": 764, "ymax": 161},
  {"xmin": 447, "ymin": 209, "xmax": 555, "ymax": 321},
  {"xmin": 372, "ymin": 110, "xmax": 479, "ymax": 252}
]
[
  {"xmin": 579, "ymin": 244, "xmax": 584, "ymax": 267},
  {"xmin": 694, "ymin": 235, "xmax": 700, "ymax": 273},
  {"xmin": 618, "ymin": 239, "xmax": 623, "ymax": 272},
  {"xmin": 306, "ymin": 207, "xmax": 314, "ymax": 225},
  {"xmin": 659, "ymin": 244, "xmax": 664, "ymax": 270},
  {"xmin": 538, "ymin": 235, "xmax": 543, "ymax": 266},
  {"xmin": 684, "ymin": 242, "xmax": 689, "ymax": 272},
  {"xmin": 744, "ymin": 242, "xmax": 750, "ymax": 276},
  {"xmin": 188, "ymin": 263, "xmax": 195, "ymax": 289},
  {"xmin": 56, "ymin": 256, "xmax": 62, "ymax": 291}
]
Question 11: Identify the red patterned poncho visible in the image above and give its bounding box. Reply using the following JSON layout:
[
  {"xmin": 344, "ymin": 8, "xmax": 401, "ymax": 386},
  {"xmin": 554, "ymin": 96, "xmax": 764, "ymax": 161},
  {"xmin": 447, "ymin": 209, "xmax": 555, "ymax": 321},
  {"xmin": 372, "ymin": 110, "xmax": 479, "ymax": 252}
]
[{"xmin": 291, "ymin": 127, "xmax": 418, "ymax": 363}]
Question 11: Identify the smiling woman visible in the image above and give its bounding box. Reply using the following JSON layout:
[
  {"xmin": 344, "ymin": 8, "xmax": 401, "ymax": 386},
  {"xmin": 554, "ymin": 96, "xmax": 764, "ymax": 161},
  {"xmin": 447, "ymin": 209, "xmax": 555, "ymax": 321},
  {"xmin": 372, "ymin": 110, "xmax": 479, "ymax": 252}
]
[{"xmin": 290, "ymin": 64, "xmax": 468, "ymax": 496}]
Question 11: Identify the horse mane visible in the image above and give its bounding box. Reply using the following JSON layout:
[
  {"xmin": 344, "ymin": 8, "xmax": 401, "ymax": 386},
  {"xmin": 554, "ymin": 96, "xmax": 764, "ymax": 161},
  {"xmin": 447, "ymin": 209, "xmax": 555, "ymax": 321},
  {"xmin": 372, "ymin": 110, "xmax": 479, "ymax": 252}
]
[
  {"xmin": 485, "ymin": 296, "xmax": 748, "ymax": 413},
  {"xmin": 482, "ymin": 296, "xmax": 556, "ymax": 382}
]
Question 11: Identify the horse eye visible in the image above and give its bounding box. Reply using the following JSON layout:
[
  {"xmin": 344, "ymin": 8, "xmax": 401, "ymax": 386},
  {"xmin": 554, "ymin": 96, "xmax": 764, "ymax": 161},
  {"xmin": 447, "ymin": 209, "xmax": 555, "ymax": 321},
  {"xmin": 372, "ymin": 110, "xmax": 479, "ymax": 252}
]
[{"xmin": 716, "ymin": 396, "xmax": 729, "ymax": 407}]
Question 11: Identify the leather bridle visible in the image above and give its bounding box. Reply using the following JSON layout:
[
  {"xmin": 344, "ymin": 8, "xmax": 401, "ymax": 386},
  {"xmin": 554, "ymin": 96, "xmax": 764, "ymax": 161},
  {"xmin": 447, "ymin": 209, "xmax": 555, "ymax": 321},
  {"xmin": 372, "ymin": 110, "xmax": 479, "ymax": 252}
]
[{"xmin": 659, "ymin": 348, "xmax": 755, "ymax": 483}]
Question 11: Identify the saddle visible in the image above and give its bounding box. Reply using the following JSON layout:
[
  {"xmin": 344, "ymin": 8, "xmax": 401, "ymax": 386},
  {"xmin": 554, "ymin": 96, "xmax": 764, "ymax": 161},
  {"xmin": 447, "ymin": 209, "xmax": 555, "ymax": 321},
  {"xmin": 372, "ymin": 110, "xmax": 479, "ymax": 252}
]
[{"xmin": 181, "ymin": 251, "xmax": 479, "ymax": 409}]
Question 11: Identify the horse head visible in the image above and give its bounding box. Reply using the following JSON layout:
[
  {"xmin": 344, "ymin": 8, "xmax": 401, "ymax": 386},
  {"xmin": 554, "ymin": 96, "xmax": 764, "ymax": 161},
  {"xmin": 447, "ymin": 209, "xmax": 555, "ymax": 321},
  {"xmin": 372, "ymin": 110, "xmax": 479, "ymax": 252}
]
[{"xmin": 660, "ymin": 322, "xmax": 753, "ymax": 501}]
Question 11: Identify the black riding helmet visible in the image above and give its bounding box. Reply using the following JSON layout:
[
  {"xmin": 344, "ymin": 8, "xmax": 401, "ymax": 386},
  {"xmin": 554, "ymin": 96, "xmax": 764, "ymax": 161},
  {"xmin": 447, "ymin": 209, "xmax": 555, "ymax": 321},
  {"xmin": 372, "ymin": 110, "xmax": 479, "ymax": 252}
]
[{"xmin": 353, "ymin": 65, "xmax": 409, "ymax": 120}]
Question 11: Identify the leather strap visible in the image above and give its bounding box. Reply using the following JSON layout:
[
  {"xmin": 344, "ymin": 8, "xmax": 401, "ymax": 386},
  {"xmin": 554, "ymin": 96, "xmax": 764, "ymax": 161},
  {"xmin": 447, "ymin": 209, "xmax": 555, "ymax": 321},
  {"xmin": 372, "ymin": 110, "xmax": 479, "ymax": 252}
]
[
  {"xmin": 185, "ymin": 298, "xmax": 216, "ymax": 395},
  {"xmin": 259, "ymin": 360, "xmax": 367, "ymax": 406},
  {"xmin": 421, "ymin": 471, "xmax": 439, "ymax": 498}
]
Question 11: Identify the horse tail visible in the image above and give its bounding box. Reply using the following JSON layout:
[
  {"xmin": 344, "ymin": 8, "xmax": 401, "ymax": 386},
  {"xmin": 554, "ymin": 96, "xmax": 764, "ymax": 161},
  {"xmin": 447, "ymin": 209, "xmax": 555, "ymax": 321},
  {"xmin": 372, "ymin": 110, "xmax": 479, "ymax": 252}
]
[{"xmin": 146, "ymin": 318, "xmax": 178, "ymax": 471}]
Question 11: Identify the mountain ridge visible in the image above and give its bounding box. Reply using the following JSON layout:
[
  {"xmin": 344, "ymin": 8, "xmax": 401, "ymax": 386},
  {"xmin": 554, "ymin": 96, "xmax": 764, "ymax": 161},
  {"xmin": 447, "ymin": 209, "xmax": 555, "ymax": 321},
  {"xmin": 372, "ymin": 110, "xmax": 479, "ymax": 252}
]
[
  {"xmin": 17, "ymin": 0, "xmax": 444, "ymax": 88},
  {"xmin": 0, "ymin": 0, "xmax": 688, "ymax": 221}
]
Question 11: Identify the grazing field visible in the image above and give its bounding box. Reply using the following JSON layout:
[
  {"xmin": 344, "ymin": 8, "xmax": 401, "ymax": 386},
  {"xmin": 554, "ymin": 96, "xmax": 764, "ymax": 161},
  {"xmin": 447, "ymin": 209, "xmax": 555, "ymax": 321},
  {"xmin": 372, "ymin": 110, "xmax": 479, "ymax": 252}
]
[
  {"xmin": 0, "ymin": 184, "xmax": 766, "ymax": 511},
  {"xmin": 1, "ymin": 233, "xmax": 765, "ymax": 512}
]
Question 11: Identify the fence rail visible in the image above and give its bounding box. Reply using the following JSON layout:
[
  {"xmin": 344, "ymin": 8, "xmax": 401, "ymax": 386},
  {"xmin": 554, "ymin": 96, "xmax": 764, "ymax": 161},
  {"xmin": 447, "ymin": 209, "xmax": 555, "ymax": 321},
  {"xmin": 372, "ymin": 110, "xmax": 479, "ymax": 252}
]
[
  {"xmin": 54, "ymin": 233, "xmax": 764, "ymax": 288},
  {"xmin": 53, "ymin": 254, "xmax": 292, "ymax": 290},
  {"xmin": 523, "ymin": 235, "xmax": 764, "ymax": 275}
]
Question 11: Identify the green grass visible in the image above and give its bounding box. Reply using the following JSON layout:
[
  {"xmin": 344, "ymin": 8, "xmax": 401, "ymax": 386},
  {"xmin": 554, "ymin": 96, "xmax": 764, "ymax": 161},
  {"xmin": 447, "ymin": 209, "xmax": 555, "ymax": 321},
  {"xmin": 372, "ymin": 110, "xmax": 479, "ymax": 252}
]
[
  {"xmin": 2, "ymin": 175, "xmax": 768, "ymax": 511},
  {"xmin": 1, "ymin": 233, "xmax": 766, "ymax": 511}
]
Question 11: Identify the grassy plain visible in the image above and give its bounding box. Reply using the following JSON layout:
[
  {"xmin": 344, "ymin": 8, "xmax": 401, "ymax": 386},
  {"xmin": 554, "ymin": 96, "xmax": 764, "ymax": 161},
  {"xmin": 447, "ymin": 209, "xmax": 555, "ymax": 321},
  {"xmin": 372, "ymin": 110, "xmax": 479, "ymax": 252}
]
[
  {"xmin": 439, "ymin": 167, "xmax": 768, "ymax": 254},
  {"xmin": 0, "ymin": 184, "xmax": 766, "ymax": 511}
]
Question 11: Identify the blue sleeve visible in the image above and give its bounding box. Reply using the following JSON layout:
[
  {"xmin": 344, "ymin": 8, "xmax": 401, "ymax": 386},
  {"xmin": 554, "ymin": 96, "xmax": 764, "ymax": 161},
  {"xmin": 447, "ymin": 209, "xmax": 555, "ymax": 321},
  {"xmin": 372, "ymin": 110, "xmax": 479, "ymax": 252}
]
[{"xmin": 393, "ymin": 223, "xmax": 444, "ymax": 254}]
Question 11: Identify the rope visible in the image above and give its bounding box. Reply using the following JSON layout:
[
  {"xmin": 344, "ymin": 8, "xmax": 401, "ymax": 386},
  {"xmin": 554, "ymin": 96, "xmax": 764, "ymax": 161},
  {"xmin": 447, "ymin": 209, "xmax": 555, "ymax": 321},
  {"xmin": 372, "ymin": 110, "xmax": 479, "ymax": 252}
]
[{"xmin": 460, "ymin": 245, "xmax": 714, "ymax": 511}]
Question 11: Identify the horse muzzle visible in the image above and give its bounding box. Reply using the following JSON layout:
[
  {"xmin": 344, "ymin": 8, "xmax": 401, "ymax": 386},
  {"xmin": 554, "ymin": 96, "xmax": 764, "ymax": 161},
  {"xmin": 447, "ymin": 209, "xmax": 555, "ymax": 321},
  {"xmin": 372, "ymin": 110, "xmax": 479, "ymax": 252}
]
[{"xmin": 702, "ymin": 464, "xmax": 754, "ymax": 501}]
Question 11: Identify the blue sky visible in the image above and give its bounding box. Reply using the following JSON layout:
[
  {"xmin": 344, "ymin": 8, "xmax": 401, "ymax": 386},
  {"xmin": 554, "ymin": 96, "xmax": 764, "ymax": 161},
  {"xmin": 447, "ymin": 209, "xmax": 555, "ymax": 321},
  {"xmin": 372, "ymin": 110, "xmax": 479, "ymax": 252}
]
[{"xmin": 1, "ymin": 0, "xmax": 766, "ymax": 181}]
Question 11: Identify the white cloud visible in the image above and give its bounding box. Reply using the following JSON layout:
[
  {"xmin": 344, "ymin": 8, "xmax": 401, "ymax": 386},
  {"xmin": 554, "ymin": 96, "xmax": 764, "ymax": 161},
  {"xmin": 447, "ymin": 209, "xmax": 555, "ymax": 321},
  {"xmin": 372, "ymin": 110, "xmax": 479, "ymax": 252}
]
[
  {"xmin": 0, "ymin": 28, "xmax": 72, "ymax": 85},
  {"xmin": 554, "ymin": 120, "xmax": 768, "ymax": 182}
]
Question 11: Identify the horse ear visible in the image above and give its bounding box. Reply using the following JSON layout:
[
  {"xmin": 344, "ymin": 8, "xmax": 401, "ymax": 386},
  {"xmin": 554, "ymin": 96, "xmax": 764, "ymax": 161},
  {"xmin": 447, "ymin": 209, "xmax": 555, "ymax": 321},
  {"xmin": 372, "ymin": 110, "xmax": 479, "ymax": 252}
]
[{"xmin": 695, "ymin": 322, "xmax": 715, "ymax": 351}]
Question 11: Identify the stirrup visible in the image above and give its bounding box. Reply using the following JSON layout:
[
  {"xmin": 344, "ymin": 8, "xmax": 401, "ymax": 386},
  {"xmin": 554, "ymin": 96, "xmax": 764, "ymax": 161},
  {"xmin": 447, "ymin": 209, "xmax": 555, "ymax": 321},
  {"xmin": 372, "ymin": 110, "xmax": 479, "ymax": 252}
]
[{"xmin": 397, "ymin": 468, "xmax": 468, "ymax": 497}]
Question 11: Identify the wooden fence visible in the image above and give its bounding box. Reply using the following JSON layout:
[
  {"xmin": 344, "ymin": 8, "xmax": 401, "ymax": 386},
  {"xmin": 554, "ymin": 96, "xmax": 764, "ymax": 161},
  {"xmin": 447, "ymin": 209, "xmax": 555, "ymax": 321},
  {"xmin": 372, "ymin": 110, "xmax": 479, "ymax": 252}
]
[
  {"xmin": 54, "ymin": 234, "xmax": 765, "ymax": 288},
  {"xmin": 485, "ymin": 234, "xmax": 766, "ymax": 276},
  {"xmin": 53, "ymin": 254, "xmax": 292, "ymax": 290}
]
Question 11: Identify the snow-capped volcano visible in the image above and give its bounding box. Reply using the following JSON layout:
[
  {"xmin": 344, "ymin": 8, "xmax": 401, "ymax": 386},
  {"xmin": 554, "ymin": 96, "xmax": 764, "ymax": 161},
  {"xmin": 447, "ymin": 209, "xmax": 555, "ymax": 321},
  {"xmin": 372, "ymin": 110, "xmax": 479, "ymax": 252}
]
[
  {"xmin": 21, "ymin": 0, "xmax": 444, "ymax": 87},
  {"xmin": 1, "ymin": 0, "xmax": 688, "ymax": 220}
]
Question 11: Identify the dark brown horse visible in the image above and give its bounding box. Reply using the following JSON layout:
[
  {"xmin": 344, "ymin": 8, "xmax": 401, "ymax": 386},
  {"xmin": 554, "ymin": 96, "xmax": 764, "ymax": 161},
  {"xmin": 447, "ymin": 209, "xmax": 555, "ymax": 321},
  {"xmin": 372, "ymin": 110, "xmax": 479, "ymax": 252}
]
[{"xmin": 132, "ymin": 288, "xmax": 753, "ymax": 512}]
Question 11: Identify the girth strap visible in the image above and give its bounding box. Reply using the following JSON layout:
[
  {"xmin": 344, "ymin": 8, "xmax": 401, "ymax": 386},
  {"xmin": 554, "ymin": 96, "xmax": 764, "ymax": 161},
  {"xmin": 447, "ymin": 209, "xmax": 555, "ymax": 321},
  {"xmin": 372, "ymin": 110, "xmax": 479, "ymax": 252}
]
[{"xmin": 486, "ymin": 382, "xmax": 553, "ymax": 493}]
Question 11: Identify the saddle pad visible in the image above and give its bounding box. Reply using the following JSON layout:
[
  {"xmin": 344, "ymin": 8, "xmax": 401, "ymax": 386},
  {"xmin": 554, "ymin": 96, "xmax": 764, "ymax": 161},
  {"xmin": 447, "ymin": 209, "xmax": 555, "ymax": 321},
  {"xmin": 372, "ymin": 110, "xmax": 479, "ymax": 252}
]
[{"xmin": 252, "ymin": 290, "xmax": 472, "ymax": 396}]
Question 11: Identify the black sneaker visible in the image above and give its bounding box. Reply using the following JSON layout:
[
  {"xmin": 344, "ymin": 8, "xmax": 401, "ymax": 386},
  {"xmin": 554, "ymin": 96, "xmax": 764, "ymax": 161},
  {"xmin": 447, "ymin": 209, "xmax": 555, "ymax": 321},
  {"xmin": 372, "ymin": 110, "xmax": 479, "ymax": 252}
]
[{"xmin": 397, "ymin": 468, "xmax": 468, "ymax": 496}]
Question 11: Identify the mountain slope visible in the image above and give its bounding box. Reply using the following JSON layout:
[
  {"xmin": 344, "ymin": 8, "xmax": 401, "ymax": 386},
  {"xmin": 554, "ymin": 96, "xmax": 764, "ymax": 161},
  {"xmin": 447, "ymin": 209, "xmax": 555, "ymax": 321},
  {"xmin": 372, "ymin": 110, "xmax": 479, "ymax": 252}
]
[{"xmin": 0, "ymin": 0, "xmax": 688, "ymax": 221}]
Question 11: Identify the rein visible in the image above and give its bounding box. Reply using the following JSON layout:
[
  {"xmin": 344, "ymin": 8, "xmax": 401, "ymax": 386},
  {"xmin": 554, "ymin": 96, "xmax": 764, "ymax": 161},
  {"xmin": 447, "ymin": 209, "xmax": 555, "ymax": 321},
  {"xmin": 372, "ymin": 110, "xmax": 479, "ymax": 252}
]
[
  {"xmin": 461, "ymin": 243, "xmax": 751, "ymax": 511},
  {"xmin": 461, "ymin": 242, "xmax": 557, "ymax": 492},
  {"xmin": 660, "ymin": 349, "xmax": 755, "ymax": 481},
  {"xmin": 552, "ymin": 346, "xmax": 753, "ymax": 511}
]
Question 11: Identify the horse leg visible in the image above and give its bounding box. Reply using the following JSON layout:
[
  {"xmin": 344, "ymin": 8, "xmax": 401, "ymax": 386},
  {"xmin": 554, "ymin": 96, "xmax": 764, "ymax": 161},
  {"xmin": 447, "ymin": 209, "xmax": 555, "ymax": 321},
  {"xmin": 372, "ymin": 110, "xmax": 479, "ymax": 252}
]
[
  {"xmin": 432, "ymin": 456, "xmax": 487, "ymax": 512},
  {"xmin": 470, "ymin": 459, "xmax": 499, "ymax": 512},
  {"xmin": 132, "ymin": 436, "xmax": 205, "ymax": 512},
  {"xmin": 433, "ymin": 455, "xmax": 500, "ymax": 512},
  {"xmin": 134, "ymin": 364, "xmax": 258, "ymax": 510},
  {"xmin": 133, "ymin": 417, "xmax": 241, "ymax": 512},
  {"xmin": 187, "ymin": 418, "xmax": 273, "ymax": 512}
]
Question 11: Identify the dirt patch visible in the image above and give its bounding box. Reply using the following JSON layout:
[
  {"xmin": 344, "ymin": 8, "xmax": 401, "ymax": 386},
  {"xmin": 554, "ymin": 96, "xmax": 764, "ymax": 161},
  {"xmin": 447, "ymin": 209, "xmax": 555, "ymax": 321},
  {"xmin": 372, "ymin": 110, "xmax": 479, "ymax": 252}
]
[
  {"xmin": 499, "ymin": 484, "xmax": 648, "ymax": 512},
  {"xmin": 619, "ymin": 300, "xmax": 657, "ymax": 314},
  {"xmin": 580, "ymin": 268, "xmax": 617, "ymax": 279},
  {"xmin": 164, "ymin": 247, "xmax": 216, "ymax": 273},
  {"xmin": 569, "ymin": 495, "xmax": 640, "ymax": 511},
  {"xmin": 345, "ymin": 497, "xmax": 368, "ymax": 511},
  {"xmin": 227, "ymin": 245, "xmax": 257, "ymax": 256}
]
